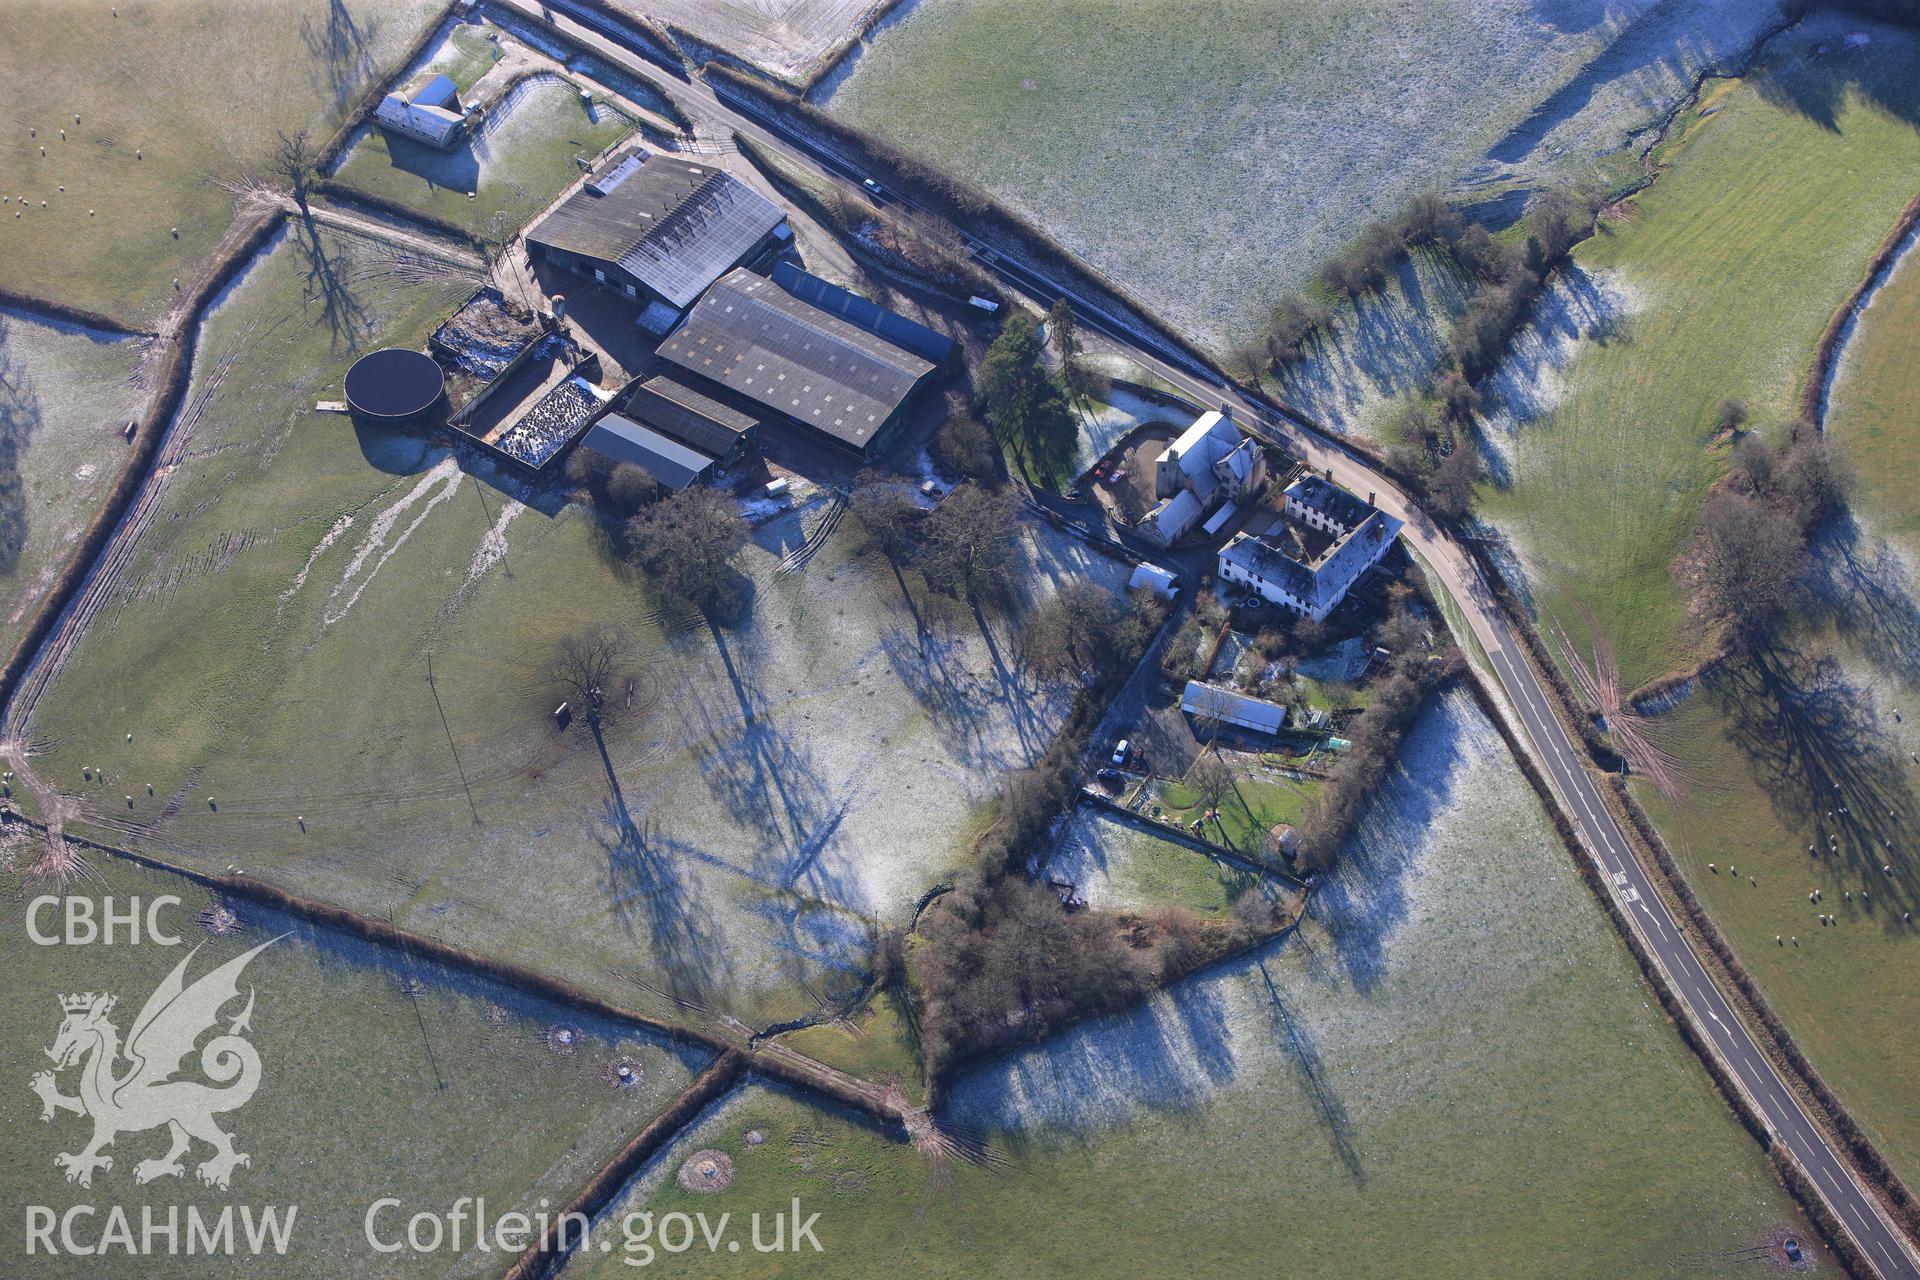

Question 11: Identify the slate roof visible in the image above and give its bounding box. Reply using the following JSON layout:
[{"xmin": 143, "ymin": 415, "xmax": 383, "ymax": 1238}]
[
  {"xmin": 655, "ymin": 268, "xmax": 935, "ymax": 451},
  {"xmin": 1286, "ymin": 474, "xmax": 1374, "ymax": 532},
  {"xmin": 526, "ymin": 154, "xmax": 786, "ymax": 309}
]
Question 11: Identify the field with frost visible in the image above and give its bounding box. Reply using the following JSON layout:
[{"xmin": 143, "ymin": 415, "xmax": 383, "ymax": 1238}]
[
  {"xmin": 0, "ymin": 856, "xmax": 706, "ymax": 1280},
  {"xmin": 823, "ymin": 0, "xmax": 1793, "ymax": 352},
  {"xmin": 1471, "ymin": 11, "xmax": 1920, "ymax": 1185},
  {"xmin": 562, "ymin": 690, "xmax": 1825, "ymax": 1278},
  {"xmin": 13, "ymin": 224, "xmax": 1131, "ymax": 1030},
  {"xmin": 0, "ymin": 311, "xmax": 143, "ymax": 662},
  {"xmin": 1473, "ymin": 14, "xmax": 1920, "ymax": 689}
]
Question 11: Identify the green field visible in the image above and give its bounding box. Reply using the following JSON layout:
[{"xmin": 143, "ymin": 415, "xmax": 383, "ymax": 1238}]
[
  {"xmin": 16, "ymin": 221, "xmax": 1133, "ymax": 1031},
  {"xmin": 329, "ymin": 73, "xmax": 634, "ymax": 238},
  {"xmin": 0, "ymin": 0, "xmax": 442, "ymax": 327},
  {"xmin": 823, "ymin": 0, "xmax": 1794, "ymax": 352},
  {"xmin": 1148, "ymin": 769, "xmax": 1318, "ymax": 860},
  {"xmin": 0, "ymin": 310, "xmax": 143, "ymax": 661},
  {"xmin": 1476, "ymin": 15, "xmax": 1920, "ymax": 690},
  {"xmin": 1828, "ymin": 230, "xmax": 1920, "ymax": 552},
  {"xmin": 0, "ymin": 856, "xmax": 707, "ymax": 1279},
  {"xmin": 562, "ymin": 691, "xmax": 1827, "ymax": 1279},
  {"xmin": 1473, "ymin": 9, "xmax": 1920, "ymax": 1187}
]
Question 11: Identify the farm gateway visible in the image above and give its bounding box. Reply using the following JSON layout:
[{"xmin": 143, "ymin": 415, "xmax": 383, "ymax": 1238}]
[{"xmin": 25, "ymin": 1203, "xmax": 299, "ymax": 1257}]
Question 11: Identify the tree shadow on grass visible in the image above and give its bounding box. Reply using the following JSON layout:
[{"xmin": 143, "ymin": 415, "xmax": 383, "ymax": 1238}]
[
  {"xmin": 1710, "ymin": 641, "xmax": 1920, "ymax": 925},
  {"xmin": 1810, "ymin": 512, "xmax": 1920, "ymax": 686},
  {"xmin": 1748, "ymin": 23, "xmax": 1920, "ymax": 135},
  {"xmin": 293, "ymin": 216, "xmax": 372, "ymax": 356},
  {"xmin": 1309, "ymin": 698, "xmax": 1474, "ymax": 995},
  {"xmin": 302, "ymin": 0, "xmax": 379, "ymax": 113},
  {"xmin": 1254, "ymin": 956, "xmax": 1364, "ymax": 1186}
]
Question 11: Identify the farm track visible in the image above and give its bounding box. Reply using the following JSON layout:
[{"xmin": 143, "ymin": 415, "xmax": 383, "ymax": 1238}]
[{"xmin": 776, "ymin": 489, "xmax": 847, "ymax": 575}]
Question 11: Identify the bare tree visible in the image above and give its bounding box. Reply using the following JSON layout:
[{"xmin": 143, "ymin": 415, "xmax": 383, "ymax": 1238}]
[
  {"xmin": 919, "ymin": 483, "xmax": 1020, "ymax": 601},
  {"xmin": 1186, "ymin": 751, "xmax": 1234, "ymax": 827},
  {"xmin": 548, "ymin": 624, "xmax": 625, "ymax": 727},
  {"xmin": 273, "ymin": 128, "xmax": 315, "ymax": 214}
]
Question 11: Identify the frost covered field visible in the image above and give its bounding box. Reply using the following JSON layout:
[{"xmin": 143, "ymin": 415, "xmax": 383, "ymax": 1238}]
[
  {"xmin": 564, "ymin": 691, "xmax": 1826, "ymax": 1279},
  {"xmin": 0, "ymin": 310, "xmax": 142, "ymax": 661},
  {"xmin": 0, "ymin": 856, "xmax": 709, "ymax": 1280},
  {"xmin": 17, "ymin": 225, "xmax": 1129, "ymax": 1029},
  {"xmin": 822, "ymin": 0, "xmax": 1792, "ymax": 353}
]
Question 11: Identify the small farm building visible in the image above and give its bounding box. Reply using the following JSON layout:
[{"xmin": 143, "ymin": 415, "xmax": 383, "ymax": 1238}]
[
  {"xmin": 1180, "ymin": 681, "xmax": 1289, "ymax": 736},
  {"xmin": 582, "ymin": 413, "xmax": 717, "ymax": 491}
]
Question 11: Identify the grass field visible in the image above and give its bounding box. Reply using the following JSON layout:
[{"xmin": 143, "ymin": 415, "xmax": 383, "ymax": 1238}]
[
  {"xmin": 1148, "ymin": 769, "xmax": 1319, "ymax": 860},
  {"xmin": 1827, "ymin": 232, "xmax": 1920, "ymax": 554},
  {"xmin": 823, "ymin": 0, "xmax": 1792, "ymax": 352},
  {"xmin": 0, "ymin": 0, "xmax": 442, "ymax": 327},
  {"xmin": 1475, "ymin": 14, "xmax": 1920, "ymax": 691},
  {"xmin": 0, "ymin": 310, "xmax": 142, "ymax": 660},
  {"xmin": 1472, "ymin": 9, "xmax": 1920, "ymax": 1186},
  {"xmin": 329, "ymin": 69, "xmax": 635, "ymax": 237},
  {"xmin": 562, "ymin": 690, "xmax": 1827, "ymax": 1279},
  {"xmin": 16, "ymin": 222, "xmax": 1133, "ymax": 1030},
  {"xmin": 0, "ymin": 855, "xmax": 707, "ymax": 1279}
]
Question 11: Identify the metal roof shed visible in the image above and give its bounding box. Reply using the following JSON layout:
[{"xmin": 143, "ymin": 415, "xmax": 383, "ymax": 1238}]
[
  {"xmin": 1180, "ymin": 680, "xmax": 1288, "ymax": 736},
  {"xmin": 582, "ymin": 413, "xmax": 717, "ymax": 491}
]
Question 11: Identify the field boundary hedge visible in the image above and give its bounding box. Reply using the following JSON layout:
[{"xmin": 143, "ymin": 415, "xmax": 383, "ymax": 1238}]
[
  {"xmin": 1460, "ymin": 669, "xmax": 1869, "ymax": 1278},
  {"xmin": 0, "ymin": 208, "xmax": 282, "ymax": 719},
  {"xmin": 502, "ymin": 1050, "xmax": 749, "ymax": 1280},
  {"xmin": 1801, "ymin": 188, "xmax": 1920, "ymax": 423},
  {"xmin": 0, "ymin": 289, "xmax": 152, "ymax": 338}
]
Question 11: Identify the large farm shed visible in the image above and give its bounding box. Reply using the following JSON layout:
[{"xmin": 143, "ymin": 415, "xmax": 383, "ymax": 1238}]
[
  {"xmin": 655, "ymin": 267, "xmax": 938, "ymax": 458},
  {"xmin": 525, "ymin": 150, "xmax": 788, "ymax": 327}
]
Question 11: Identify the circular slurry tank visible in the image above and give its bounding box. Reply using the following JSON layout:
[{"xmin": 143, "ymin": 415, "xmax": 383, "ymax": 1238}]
[{"xmin": 343, "ymin": 348, "xmax": 444, "ymax": 422}]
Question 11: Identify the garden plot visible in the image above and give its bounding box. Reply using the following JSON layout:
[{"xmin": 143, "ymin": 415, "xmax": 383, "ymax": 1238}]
[
  {"xmin": 16, "ymin": 223, "xmax": 1133, "ymax": 1029},
  {"xmin": 564, "ymin": 690, "xmax": 1825, "ymax": 1279},
  {"xmin": 0, "ymin": 310, "xmax": 142, "ymax": 661},
  {"xmin": 1041, "ymin": 807, "xmax": 1261, "ymax": 915},
  {"xmin": 0, "ymin": 0, "xmax": 442, "ymax": 327},
  {"xmin": 1474, "ymin": 14, "xmax": 1920, "ymax": 690},
  {"xmin": 0, "ymin": 856, "xmax": 707, "ymax": 1280},
  {"xmin": 823, "ymin": 0, "xmax": 1792, "ymax": 352},
  {"xmin": 1271, "ymin": 250, "xmax": 1476, "ymax": 442},
  {"xmin": 329, "ymin": 70, "xmax": 635, "ymax": 236}
]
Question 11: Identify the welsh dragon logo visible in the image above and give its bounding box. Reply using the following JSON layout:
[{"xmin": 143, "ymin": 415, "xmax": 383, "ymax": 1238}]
[{"xmin": 29, "ymin": 939, "xmax": 279, "ymax": 1190}]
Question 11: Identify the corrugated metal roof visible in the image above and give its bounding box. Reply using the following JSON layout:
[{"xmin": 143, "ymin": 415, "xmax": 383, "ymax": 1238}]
[
  {"xmin": 1180, "ymin": 680, "xmax": 1288, "ymax": 735},
  {"xmin": 526, "ymin": 154, "xmax": 785, "ymax": 309},
  {"xmin": 583, "ymin": 412, "xmax": 716, "ymax": 490},
  {"xmin": 655, "ymin": 269, "xmax": 935, "ymax": 452},
  {"xmin": 769, "ymin": 261, "xmax": 954, "ymax": 364},
  {"xmin": 625, "ymin": 374, "xmax": 756, "ymax": 457}
]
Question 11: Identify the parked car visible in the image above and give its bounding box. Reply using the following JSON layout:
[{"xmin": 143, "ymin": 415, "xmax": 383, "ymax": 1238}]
[
  {"xmin": 1110, "ymin": 739, "xmax": 1131, "ymax": 767},
  {"xmin": 1096, "ymin": 768, "xmax": 1124, "ymax": 789}
]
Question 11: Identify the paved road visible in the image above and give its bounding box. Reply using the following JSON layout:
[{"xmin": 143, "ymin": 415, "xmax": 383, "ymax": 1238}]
[{"xmin": 494, "ymin": 4, "xmax": 1920, "ymax": 1271}]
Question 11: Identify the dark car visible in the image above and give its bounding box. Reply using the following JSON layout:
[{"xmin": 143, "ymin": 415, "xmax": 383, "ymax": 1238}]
[{"xmin": 1096, "ymin": 768, "xmax": 1124, "ymax": 789}]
